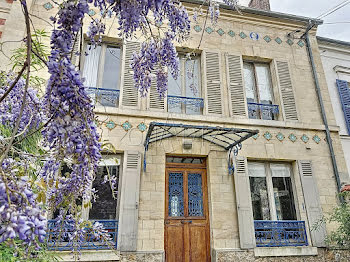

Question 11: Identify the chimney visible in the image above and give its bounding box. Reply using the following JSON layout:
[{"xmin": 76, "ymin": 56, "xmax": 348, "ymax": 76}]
[{"xmin": 249, "ymin": 0, "xmax": 271, "ymax": 11}]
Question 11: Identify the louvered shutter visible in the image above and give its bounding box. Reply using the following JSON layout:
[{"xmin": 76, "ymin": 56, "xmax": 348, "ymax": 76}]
[
  {"xmin": 234, "ymin": 157, "xmax": 256, "ymax": 249},
  {"xmin": 276, "ymin": 61, "xmax": 298, "ymax": 121},
  {"xmin": 71, "ymin": 30, "xmax": 81, "ymax": 67},
  {"xmin": 121, "ymin": 41, "xmax": 140, "ymax": 108},
  {"xmin": 205, "ymin": 51, "xmax": 222, "ymax": 114},
  {"xmin": 298, "ymin": 160, "xmax": 326, "ymax": 247},
  {"xmin": 336, "ymin": 79, "xmax": 350, "ymax": 134},
  {"xmin": 118, "ymin": 151, "xmax": 141, "ymax": 251},
  {"xmin": 226, "ymin": 54, "xmax": 247, "ymax": 117},
  {"xmin": 149, "ymin": 75, "xmax": 165, "ymax": 110}
]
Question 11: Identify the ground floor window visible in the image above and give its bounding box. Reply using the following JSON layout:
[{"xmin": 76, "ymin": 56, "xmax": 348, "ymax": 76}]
[{"xmin": 248, "ymin": 162, "xmax": 297, "ymax": 221}]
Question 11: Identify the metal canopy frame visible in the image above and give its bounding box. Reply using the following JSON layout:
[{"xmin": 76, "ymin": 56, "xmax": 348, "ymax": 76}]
[{"xmin": 143, "ymin": 122, "xmax": 259, "ymax": 171}]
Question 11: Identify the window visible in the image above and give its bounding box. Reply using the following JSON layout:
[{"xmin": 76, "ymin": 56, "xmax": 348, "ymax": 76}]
[
  {"xmin": 167, "ymin": 54, "xmax": 203, "ymax": 115},
  {"xmin": 243, "ymin": 62, "xmax": 278, "ymax": 120},
  {"xmin": 248, "ymin": 162, "xmax": 297, "ymax": 221},
  {"xmin": 83, "ymin": 43, "xmax": 121, "ymax": 107}
]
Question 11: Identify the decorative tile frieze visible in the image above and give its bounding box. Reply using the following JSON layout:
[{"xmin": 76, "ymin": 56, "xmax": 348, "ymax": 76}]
[
  {"xmin": 286, "ymin": 39, "xmax": 294, "ymax": 46},
  {"xmin": 288, "ymin": 133, "xmax": 297, "ymax": 142},
  {"xmin": 276, "ymin": 132, "xmax": 285, "ymax": 141},
  {"xmin": 301, "ymin": 134, "xmax": 309, "ymax": 143},
  {"xmin": 43, "ymin": 2, "xmax": 53, "ymax": 10},
  {"xmin": 88, "ymin": 9, "xmax": 96, "ymax": 16},
  {"xmin": 106, "ymin": 120, "xmax": 116, "ymax": 130},
  {"xmin": 194, "ymin": 25, "xmax": 202, "ymax": 32},
  {"xmin": 217, "ymin": 28, "xmax": 225, "ymax": 36},
  {"xmin": 297, "ymin": 40, "xmax": 305, "ymax": 47},
  {"xmin": 228, "ymin": 30, "xmax": 235, "ymax": 37},
  {"xmin": 313, "ymin": 135, "xmax": 321, "ymax": 144},
  {"xmin": 275, "ymin": 37, "xmax": 282, "ymax": 44},
  {"xmin": 239, "ymin": 32, "xmax": 247, "ymax": 39},
  {"xmin": 252, "ymin": 133, "xmax": 259, "ymax": 140},
  {"xmin": 122, "ymin": 121, "xmax": 132, "ymax": 131},
  {"xmin": 205, "ymin": 27, "xmax": 213, "ymax": 34},
  {"xmin": 263, "ymin": 131, "xmax": 272, "ymax": 141},
  {"xmin": 137, "ymin": 122, "xmax": 147, "ymax": 132},
  {"xmin": 263, "ymin": 35, "xmax": 271, "ymax": 43}
]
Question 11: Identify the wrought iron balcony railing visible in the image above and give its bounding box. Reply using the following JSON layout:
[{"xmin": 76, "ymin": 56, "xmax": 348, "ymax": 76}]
[
  {"xmin": 167, "ymin": 95, "xmax": 204, "ymax": 109},
  {"xmin": 86, "ymin": 87, "xmax": 120, "ymax": 107},
  {"xmin": 247, "ymin": 102, "xmax": 279, "ymax": 120},
  {"xmin": 46, "ymin": 219, "xmax": 118, "ymax": 251},
  {"xmin": 254, "ymin": 220, "xmax": 308, "ymax": 247}
]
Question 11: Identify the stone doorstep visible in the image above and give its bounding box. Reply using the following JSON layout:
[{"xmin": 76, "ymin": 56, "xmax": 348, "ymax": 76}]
[
  {"xmin": 52, "ymin": 250, "xmax": 120, "ymax": 262},
  {"xmin": 254, "ymin": 246, "xmax": 318, "ymax": 257}
]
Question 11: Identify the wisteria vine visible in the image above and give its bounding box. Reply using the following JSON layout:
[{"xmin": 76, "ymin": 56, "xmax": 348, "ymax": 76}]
[{"xmin": 0, "ymin": 0, "xmax": 238, "ymax": 255}]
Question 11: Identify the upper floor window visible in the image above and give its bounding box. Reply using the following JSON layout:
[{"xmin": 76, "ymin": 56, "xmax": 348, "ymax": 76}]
[
  {"xmin": 244, "ymin": 62, "xmax": 278, "ymax": 120},
  {"xmin": 248, "ymin": 162, "xmax": 297, "ymax": 221},
  {"xmin": 83, "ymin": 44, "xmax": 121, "ymax": 107},
  {"xmin": 167, "ymin": 54, "xmax": 203, "ymax": 115}
]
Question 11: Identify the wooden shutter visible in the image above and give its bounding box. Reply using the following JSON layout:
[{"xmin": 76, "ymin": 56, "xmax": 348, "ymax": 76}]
[
  {"xmin": 276, "ymin": 61, "xmax": 298, "ymax": 121},
  {"xmin": 149, "ymin": 75, "xmax": 165, "ymax": 110},
  {"xmin": 71, "ymin": 30, "xmax": 81, "ymax": 67},
  {"xmin": 205, "ymin": 51, "xmax": 222, "ymax": 115},
  {"xmin": 226, "ymin": 54, "xmax": 247, "ymax": 117},
  {"xmin": 118, "ymin": 151, "xmax": 141, "ymax": 251},
  {"xmin": 234, "ymin": 157, "xmax": 256, "ymax": 249},
  {"xmin": 121, "ymin": 41, "xmax": 140, "ymax": 108},
  {"xmin": 298, "ymin": 160, "xmax": 326, "ymax": 247},
  {"xmin": 336, "ymin": 79, "xmax": 350, "ymax": 134}
]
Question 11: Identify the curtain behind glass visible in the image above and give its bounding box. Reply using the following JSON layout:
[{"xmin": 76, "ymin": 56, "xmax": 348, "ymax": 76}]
[
  {"xmin": 102, "ymin": 46, "xmax": 121, "ymax": 90},
  {"xmin": 185, "ymin": 57, "xmax": 201, "ymax": 115},
  {"xmin": 83, "ymin": 45, "xmax": 101, "ymax": 88},
  {"xmin": 243, "ymin": 62, "xmax": 257, "ymax": 103},
  {"xmin": 255, "ymin": 64, "xmax": 273, "ymax": 104}
]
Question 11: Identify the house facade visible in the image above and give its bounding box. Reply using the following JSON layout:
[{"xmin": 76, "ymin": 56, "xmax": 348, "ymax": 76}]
[
  {"xmin": 1, "ymin": 0, "xmax": 350, "ymax": 261},
  {"xmin": 318, "ymin": 37, "xmax": 350, "ymax": 181}
]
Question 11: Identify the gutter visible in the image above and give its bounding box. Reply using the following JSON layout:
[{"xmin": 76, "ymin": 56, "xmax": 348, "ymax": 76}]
[
  {"xmin": 302, "ymin": 24, "xmax": 343, "ymax": 200},
  {"xmin": 182, "ymin": 0, "xmax": 323, "ymax": 25}
]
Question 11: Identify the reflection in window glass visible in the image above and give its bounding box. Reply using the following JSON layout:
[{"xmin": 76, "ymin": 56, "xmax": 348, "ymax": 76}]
[
  {"xmin": 255, "ymin": 64, "xmax": 273, "ymax": 104},
  {"xmin": 89, "ymin": 166, "xmax": 119, "ymax": 220},
  {"xmin": 185, "ymin": 57, "xmax": 201, "ymax": 115},
  {"xmin": 83, "ymin": 45, "xmax": 101, "ymax": 88},
  {"xmin": 168, "ymin": 69, "xmax": 182, "ymax": 113},
  {"xmin": 243, "ymin": 63, "xmax": 257, "ymax": 104},
  {"xmin": 102, "ymin": 46, "xmax": 121, "ymax": 90}
]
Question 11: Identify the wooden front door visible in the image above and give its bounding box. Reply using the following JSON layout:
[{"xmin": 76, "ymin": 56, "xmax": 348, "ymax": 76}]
[{"xmin": 165, "ymin": 158, "xmax": 210, "ymax": 262}]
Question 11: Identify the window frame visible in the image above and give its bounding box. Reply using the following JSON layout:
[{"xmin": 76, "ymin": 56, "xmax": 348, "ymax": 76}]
[
  {"xmin": 167, "ymin": 53, "xmax": 203, "ymax": 115},
  {"xmin": 248, "ymin": 161, "xmax": 299, "ymax": 221},
  {"xmin": 243, "ymin": 60, "xmax": 277, "ymax": 120}
]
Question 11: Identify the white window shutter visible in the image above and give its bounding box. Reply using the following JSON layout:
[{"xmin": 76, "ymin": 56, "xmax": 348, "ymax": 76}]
[
  {"xmin": 276, "ymin": 61, "xmax": 298, "ymax": 121},
  {"xmin": 71, "ymin": 30, "xmax": 81, "ymax": 67},
  {"xmin": 120, "ymin": 41, "xmax": 140, "ymax": 108},
  {"xmin": 234, "ymin": 156, "xmax": 256, "ymax": 249},
  {"xmin": 204, "ymin": 51, "xmax": 223, "ymax": 115},
  {"xmin": 226, "ymin": 54, "xmax": 247, "ymax": 117},
  {"xmin": 298, "ymin": 160, "xmax": 326, "ymax": 247},
  {"xmin": 149, "ymin": 76, "xmax": 165, "ymax": 111},
  {"xmin": 118, "ymin": 151, "xmax": 141, "ymax": 251}
]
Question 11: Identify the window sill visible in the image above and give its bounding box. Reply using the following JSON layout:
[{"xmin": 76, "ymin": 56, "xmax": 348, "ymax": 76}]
[{"xmin": 254, "ymin": 247, "xmax": 318, "ymax": 257}]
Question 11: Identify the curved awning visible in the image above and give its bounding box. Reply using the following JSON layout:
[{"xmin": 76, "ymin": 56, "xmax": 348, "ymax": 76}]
[{"xmin": 143, "ymin": 122, "xmax": 259, "ymax": 171}]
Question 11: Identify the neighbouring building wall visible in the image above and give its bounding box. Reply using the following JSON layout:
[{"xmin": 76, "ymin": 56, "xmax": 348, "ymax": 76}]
[{"xmin": 318, "ymin": 37, "xmax": 350, "ymax": 181}]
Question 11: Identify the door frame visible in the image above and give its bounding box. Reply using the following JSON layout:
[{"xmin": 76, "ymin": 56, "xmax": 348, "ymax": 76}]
[{"xmin": 164, "ymin": 156, "xmax": 211, "ymax": 262}]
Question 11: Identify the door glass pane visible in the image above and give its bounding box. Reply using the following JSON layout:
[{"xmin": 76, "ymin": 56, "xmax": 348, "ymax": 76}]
[
  {"xmin": 188, "ymin": 173, "xmax": 204, "ymax": 217},
  {"xmin": 185, "ymin": 57, "xmax": 201, "ymax": 115},
  {"xmin": 89, "ymin": 166, "xmax": 119, "ymax": 220},
  {"xmin": 168, "ymin": 173, "xmax": 184, "ymax": 217},
  {"xmin": 83, "ymin": 45, "xmax": 101, "ymax": 88},
  {"xmin": 248, "ymin": 162, "xmax": 270, "ymax": 220}
]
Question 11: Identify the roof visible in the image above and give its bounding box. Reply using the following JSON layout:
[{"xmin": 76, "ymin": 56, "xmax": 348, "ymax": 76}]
[
  {"xmin": 182, "ymin": 0, "xmax": 323, "ymax": 25},
  {"xmin": 317, "ymin": 36, "xmax": 350, "ymax": 48}
]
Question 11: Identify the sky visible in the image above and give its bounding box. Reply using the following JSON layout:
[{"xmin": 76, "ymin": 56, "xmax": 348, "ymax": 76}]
[{"xmin": 239, "ymin": 0, "xmax": 350, "ymax": 42}]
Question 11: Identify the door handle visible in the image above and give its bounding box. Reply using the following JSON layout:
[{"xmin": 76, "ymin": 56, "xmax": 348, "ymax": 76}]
[
  {"xmin": 181, "ymin": 220, "xmax": 192, "ymax": 224},
  {"xmin": 164, "ymin": 220, "xmax": 170, "ymax": 225}
]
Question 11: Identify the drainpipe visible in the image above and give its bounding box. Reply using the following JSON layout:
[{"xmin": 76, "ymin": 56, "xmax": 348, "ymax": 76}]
[{"xmin": 302, "ymin": 22, "xmax": 343, "ymax": 201}]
